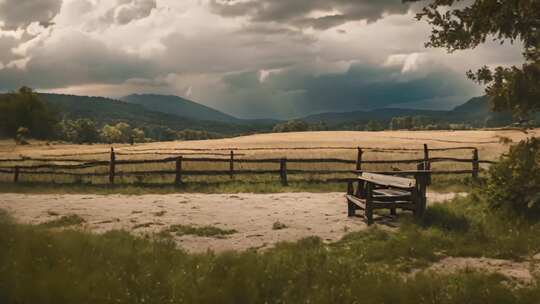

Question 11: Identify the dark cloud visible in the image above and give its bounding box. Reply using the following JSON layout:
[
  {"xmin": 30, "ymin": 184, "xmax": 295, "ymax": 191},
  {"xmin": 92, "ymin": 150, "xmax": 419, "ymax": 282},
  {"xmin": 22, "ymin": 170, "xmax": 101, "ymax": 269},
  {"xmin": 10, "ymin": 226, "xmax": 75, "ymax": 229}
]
[
  {"xmin": 210, "ymin": 0, "xmax": 411, "ymax": 30},
  {"xmin": 215, "ymin": 62, "xmax": 479, "ymax": 119},
  {"xmin": 0, "ymin": 0, "xmax": 62, "ymax": 30},
  {"xmin": 0, "ymin": 32, "xmax": 158, "ymax": 90},
  {"xmin": 159, "ymin": 27, "xmax": 317, "ymax": 74}
]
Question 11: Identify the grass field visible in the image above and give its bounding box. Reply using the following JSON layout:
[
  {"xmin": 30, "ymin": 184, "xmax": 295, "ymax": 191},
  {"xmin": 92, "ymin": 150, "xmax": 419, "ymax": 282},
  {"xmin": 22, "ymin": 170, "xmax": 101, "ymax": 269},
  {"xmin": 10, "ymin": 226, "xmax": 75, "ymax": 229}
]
[
  {"xmin": 1, "ymin": 130, "xmax": 539, "ymax": 302},
  {"xmin": 0, "ymin": 129, "xmax": 537, "ymax": 191},
  {"xmin": 2, "ymin": 195, "xmax": 540, "ymax": 303}
]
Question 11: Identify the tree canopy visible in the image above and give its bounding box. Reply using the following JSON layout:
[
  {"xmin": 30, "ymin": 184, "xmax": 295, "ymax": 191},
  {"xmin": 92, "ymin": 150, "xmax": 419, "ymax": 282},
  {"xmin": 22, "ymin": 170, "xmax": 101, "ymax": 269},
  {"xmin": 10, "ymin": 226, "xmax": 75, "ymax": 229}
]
[
  {"xmin": 407, "ymin": 0, "xmax": 539, "ymax": 119},
  {"xmin": 0, "ymin": 87, "xmax": 58, "ymax": 139}
]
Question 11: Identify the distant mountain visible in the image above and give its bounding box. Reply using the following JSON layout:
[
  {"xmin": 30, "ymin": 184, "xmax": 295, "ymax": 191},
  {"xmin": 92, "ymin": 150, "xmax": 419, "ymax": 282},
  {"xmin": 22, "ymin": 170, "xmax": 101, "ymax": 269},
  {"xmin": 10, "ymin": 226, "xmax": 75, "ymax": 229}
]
[
  {"xmin": 39, "ymin": 93, "xmax": 274, "ymax": 136},
  {"xmin": 301, "ymin": 108, "xmax": 446, "ymax": 125},
  {"xmin": 34, "ymin": 92, "xmax": 531, "ymax": 138},
  {"xmin": 121, "ymin": 94, "xmax": 239, "ymax": 123},
  {"xmin": 299, "ymin": 96, "xmax": 515, "ymax": 127}
]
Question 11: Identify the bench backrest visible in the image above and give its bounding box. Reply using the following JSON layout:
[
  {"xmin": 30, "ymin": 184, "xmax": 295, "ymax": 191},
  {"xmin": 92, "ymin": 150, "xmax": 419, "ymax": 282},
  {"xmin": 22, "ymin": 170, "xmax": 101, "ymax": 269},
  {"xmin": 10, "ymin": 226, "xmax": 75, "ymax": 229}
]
[{"xmin": 360, "ymin": 172, "xmax": 416, "ymax": 189}]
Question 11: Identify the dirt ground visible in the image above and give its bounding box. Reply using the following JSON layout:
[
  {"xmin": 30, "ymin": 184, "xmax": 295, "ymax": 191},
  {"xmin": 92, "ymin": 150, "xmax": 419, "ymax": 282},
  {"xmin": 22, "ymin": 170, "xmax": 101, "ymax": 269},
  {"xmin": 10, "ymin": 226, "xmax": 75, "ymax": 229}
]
[{"xmin": 0, "ymin": 191, "xmax": 463, "ymax": 253}]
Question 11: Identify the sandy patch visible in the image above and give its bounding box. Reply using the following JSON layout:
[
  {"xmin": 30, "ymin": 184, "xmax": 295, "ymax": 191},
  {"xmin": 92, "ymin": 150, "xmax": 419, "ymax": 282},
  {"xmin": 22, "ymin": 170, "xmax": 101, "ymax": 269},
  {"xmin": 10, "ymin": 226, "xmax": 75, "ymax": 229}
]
[
  {"xmin": 0, "ymin": 191, "xmax": 464, "ymax": 252},
  {"xmin": 426, "ymin": 257, "xmax": 540, "ymax": 285}
]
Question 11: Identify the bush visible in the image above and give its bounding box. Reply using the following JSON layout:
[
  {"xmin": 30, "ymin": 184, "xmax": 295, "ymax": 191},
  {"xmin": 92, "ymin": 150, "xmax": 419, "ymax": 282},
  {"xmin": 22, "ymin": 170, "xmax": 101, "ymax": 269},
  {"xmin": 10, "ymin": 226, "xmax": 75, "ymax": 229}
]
[
  {"xmin": 485, "ymin": 138, "xmax": 540, "ymax": 219},
  {"xmin": 365, "ymin": 120, "xmax": 384, "ymax": 131},
  {"xmin": 100, "ymin": 124, "xmax": 123, "ymax": 143},
  {"xmin": 15, "ymin": 127, "xmax": 29, "ymax": 145},
  {"xmin": 132, "ymin": 128, "xmax": 146, "ymax": 143},
  {"xmin": 273, "ymin": 120, "xmax": 310, "ymax": 133},
  {"xmin": 60, "ymin": 119, "xmax": 100, "ymax": 143}
]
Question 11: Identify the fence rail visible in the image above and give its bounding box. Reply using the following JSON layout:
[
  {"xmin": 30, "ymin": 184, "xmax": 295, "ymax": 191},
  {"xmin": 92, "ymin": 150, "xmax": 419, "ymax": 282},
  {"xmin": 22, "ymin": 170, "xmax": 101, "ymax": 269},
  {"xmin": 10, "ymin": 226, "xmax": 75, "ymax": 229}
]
[{"xmin": 0, "ymin": 145, "xmax": 495, "ymax": 186}]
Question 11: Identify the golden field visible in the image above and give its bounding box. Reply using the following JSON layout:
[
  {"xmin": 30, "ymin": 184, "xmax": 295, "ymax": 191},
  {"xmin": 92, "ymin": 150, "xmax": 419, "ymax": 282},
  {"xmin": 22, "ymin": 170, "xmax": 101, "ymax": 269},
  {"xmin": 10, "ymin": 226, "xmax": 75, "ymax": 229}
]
[{"xmin": 0, "ymin": 129, "xmax": 537, "ymax": 185}]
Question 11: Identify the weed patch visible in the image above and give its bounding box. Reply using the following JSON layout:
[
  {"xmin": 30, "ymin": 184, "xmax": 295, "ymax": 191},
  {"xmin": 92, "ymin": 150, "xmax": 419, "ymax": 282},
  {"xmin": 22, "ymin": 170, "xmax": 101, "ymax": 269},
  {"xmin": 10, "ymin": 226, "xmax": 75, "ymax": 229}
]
[
  {"xmin": 272, "ymin": 221, "xmax": 288, "ymax": 230},
  {"xmin": 39, "ymin": 214, "xmax": 85, "ymax": 228},
  {"xmin": 165, "ymin": 224, "xmax": 238, "ymax": 238}
]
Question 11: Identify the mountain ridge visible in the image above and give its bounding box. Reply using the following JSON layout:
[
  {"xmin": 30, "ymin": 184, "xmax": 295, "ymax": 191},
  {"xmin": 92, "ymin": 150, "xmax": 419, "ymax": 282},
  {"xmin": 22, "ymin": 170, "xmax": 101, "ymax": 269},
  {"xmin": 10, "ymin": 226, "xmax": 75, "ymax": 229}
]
[
  {"xmin": 34, "ymin": 92, "xmax": 527, "ymax": 133},
  {"xmin": 121, "ymin": 94, "xmax": 240, "ymax": 123}
]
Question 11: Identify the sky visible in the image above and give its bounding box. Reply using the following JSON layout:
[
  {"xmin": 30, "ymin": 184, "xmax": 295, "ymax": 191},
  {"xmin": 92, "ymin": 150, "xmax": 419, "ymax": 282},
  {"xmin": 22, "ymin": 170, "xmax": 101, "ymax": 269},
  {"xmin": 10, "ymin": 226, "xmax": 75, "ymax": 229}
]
[{"xmin": 0, "ymin": 0, "xmax": 524, "ymax": 119}]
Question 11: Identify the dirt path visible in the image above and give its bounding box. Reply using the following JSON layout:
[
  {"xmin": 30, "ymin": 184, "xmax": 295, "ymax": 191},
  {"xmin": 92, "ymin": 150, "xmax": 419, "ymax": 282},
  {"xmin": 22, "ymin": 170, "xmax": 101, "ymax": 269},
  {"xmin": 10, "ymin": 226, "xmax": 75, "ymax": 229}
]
[{"xmin": 0, "ymin": 192, "xmax": 464, "ymax": 253}]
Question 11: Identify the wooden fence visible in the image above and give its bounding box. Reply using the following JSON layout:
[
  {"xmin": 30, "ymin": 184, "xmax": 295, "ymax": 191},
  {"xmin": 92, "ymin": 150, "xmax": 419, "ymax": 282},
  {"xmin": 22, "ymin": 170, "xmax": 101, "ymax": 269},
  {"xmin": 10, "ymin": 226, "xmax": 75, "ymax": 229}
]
[{"xmin": 0, "ymin": 145, "xmax": 496, "ymax": 186}]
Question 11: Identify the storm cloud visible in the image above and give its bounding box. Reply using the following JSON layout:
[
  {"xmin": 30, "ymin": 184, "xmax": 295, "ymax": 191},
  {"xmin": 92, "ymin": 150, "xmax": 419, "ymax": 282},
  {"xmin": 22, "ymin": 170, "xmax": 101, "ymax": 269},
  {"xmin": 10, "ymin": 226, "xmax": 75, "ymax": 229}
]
[
  {"xmin": 0, "ymin": 31, "xmax": 158, "ymax": 90},
  {"xmin": 0, "ymin": 0, "xmax": 523, "ymax": 118},
  {"xmin": 209, "ymin": 0, "xmax": 411, "ymax": 29},
  {"xmin": 0, "ymin": 0, "xmax": 62, "ymax": 29},
  {"xmin": 210, "ymin": 58, "xmax": 479, "ymax": 119}
]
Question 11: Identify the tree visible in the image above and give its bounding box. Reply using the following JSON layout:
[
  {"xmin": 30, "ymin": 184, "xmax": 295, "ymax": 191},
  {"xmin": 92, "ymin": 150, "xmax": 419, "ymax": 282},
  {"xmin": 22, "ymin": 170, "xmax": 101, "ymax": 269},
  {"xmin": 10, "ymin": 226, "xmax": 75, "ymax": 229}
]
[
  {"xmin": 115, "ymin": 122, "xmax": 132, "ymax": 143},
  {"xmin": 407, "ymin": 0, "xmax": 539, "ymax": 120},
  {"xmin": 132, "ymin": 128, "xmax": 146, "ymax": 143},
  {"xmin": 0, "ymin": 87, "xmax": 58, "ymax": 139},
  {"xmin": 365, "ymin": 120, "xmax": 384, "ymax": 131},
  {"xmin": 485, "ymin": 138, "xmax": 540, "ymax": 219},
  {"xmin": 59, "ymin": 119, "xmax": 101, "ymax": 143},
  {"xmin": 390, "ymin": 117, "xmax": 414, "ymax": 130},
  {"xmin": 272, "ymin": 120, "xmax": 310, "ymax": 133},
  {"xmin": 101, "ymin": 124, "xmax": 123, "ymax": 143}
]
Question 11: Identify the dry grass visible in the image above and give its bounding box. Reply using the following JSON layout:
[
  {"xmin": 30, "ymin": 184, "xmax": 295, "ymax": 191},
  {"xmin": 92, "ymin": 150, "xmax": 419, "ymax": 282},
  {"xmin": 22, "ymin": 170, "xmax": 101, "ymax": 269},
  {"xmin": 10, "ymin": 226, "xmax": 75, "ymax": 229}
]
[{"xmin": 0, "ymin": 130, "xmax": 537, "ymax": 187}]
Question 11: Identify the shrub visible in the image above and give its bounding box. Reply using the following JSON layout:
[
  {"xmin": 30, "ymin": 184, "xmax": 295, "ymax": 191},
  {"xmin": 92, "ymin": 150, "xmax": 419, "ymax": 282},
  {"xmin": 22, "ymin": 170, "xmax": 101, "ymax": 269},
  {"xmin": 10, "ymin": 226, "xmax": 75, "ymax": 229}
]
[
  {"xmin": 273, "ymin": 120, "xmax": 310, "ymax": 133},
  {"xmin": 40, "ymin": 214, "xmax": 86, "ymax": 228},
  {"xmin": 132, "ymin": 128, "xmax": 146, "ymax": 143},
  {"xmin": 164, "ymin": 224, "xmax": 237, "ymax": 238},
  {"xmin": 101, "ymin": 124, "xmax": 123, "ymax": 143},
  {"xmin": 272, "ymin": 221, "xmax": 288, "ymax": 230},
  {"xmin": 60, "ymin": 119, "xmax": 100, "ymax": 143},
  {"xmin": 365, "ymin": 120, "xmax": 384, "ymax": 131},
  {"xmin": 15, "ymin": 127, "xmax": 29, "ymax": 145},
  {"xmin": 485, "ymin": 138, "xmax": 540, "ymax": 219}
]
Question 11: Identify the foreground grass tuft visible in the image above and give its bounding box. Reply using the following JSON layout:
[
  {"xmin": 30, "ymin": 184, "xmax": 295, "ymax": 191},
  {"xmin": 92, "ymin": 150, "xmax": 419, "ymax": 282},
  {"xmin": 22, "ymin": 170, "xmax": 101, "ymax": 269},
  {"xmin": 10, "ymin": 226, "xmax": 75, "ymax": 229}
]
[
  {"xmin": 39, "ymin": 214, "xmax": 86, "ymax": 228},
  {"xmin": 272, "ymin": 221, "xmax": 288, "ymax": 230},
  {"xmin": 164, "ymin": 224, "xmax": 238, "ymax": 238}
]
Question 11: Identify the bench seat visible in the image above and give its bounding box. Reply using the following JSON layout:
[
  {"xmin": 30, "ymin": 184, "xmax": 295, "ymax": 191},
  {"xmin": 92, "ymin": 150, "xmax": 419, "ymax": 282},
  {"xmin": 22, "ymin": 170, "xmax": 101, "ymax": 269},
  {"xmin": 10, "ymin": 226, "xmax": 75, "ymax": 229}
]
[{"xmin": 346, "ymin": 172, "xmax": 428, "ymax": 225}]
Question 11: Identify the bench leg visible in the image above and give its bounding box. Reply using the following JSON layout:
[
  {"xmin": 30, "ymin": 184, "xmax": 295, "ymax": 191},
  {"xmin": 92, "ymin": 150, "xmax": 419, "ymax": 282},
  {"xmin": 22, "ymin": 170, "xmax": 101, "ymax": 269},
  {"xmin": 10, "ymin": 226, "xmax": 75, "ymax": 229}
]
[
  {"xmin": 366, "ymin": 206, "xmax": 374, "ymax": 225},
  {"xmin": 347, "ymin": 200, "xmax": 356, "ymax": 217},
  {"xmin": 365, "ymin": 183, "xmax": 374, "ymax": 225},
  {"xmin": 390, "ymin": 207, "xmax": 397, "ymax": 216}
]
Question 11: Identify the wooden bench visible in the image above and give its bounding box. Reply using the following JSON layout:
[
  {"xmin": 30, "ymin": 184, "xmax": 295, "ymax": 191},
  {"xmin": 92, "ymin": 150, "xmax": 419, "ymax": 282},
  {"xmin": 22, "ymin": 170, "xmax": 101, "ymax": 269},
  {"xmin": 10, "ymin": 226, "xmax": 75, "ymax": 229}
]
[{"xmin": 346, "ymin": 172, "xmax": 428, "ymax": 225}]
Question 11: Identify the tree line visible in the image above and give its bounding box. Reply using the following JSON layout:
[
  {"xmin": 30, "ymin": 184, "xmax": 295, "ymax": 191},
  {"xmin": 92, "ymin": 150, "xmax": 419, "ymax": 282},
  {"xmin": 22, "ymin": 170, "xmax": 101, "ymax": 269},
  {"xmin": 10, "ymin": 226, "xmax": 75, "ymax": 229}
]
[{"xmin": 0, "ymin": 87, "xmax": 224, "ymax": 144}]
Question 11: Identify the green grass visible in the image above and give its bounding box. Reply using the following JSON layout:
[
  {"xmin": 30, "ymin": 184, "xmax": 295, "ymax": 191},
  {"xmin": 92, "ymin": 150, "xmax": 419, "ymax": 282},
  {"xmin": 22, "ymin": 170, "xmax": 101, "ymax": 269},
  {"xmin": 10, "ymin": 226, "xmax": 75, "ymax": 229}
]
[
  {"xmin": 2, "ymin": 195, "xmax": 540, "ymax": 303},
  {"xmin": 0, "ymin": 176, "xmax": 473, "ymax": 195},
  {"xmin": 0, "ymin": 181, "xmax": 347, "ymax": 195},
  {"xmin": 39, "ymin": 214, "xmax": 86, "ymax": 228},
  {"xmin": 164, "ymin": 224, "xmax": 238, "ymax": 238}
]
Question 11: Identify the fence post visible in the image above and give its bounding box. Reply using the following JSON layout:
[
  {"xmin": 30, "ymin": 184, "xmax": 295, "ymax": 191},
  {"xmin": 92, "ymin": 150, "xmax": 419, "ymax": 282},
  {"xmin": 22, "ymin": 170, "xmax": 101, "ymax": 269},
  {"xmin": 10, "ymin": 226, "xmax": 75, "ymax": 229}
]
[
  {"xmin": 472, "ymin": 148, "xmax": 479, "ymax": 179},
  {"xmin": 175, "ymin": 156, "xmax": 183, "ymax": 185},
  {"xmin": 280, "ymin": 158, "xmax": 288, "ymax": 186},
  {"xmin": 356, "ymin": 147, "xmax": 363, "ymax": 171},
  {"xmin": 109, "ymin": 148, "xmax": 116, "ymax": 185},
  {"xmin": 423, "ymin": 144, "xmax": 431, "ymax": 185},
  {"xmin": 229, "ymin": 150, "xmax": 234, "ymax": 179},
  {"xmin": 416, "ymin": 162, "xmax": 427, "ymax": 216},
  {"xmin": 13, "ymin": 166, "xmax": 19, "ymax": 183}
]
